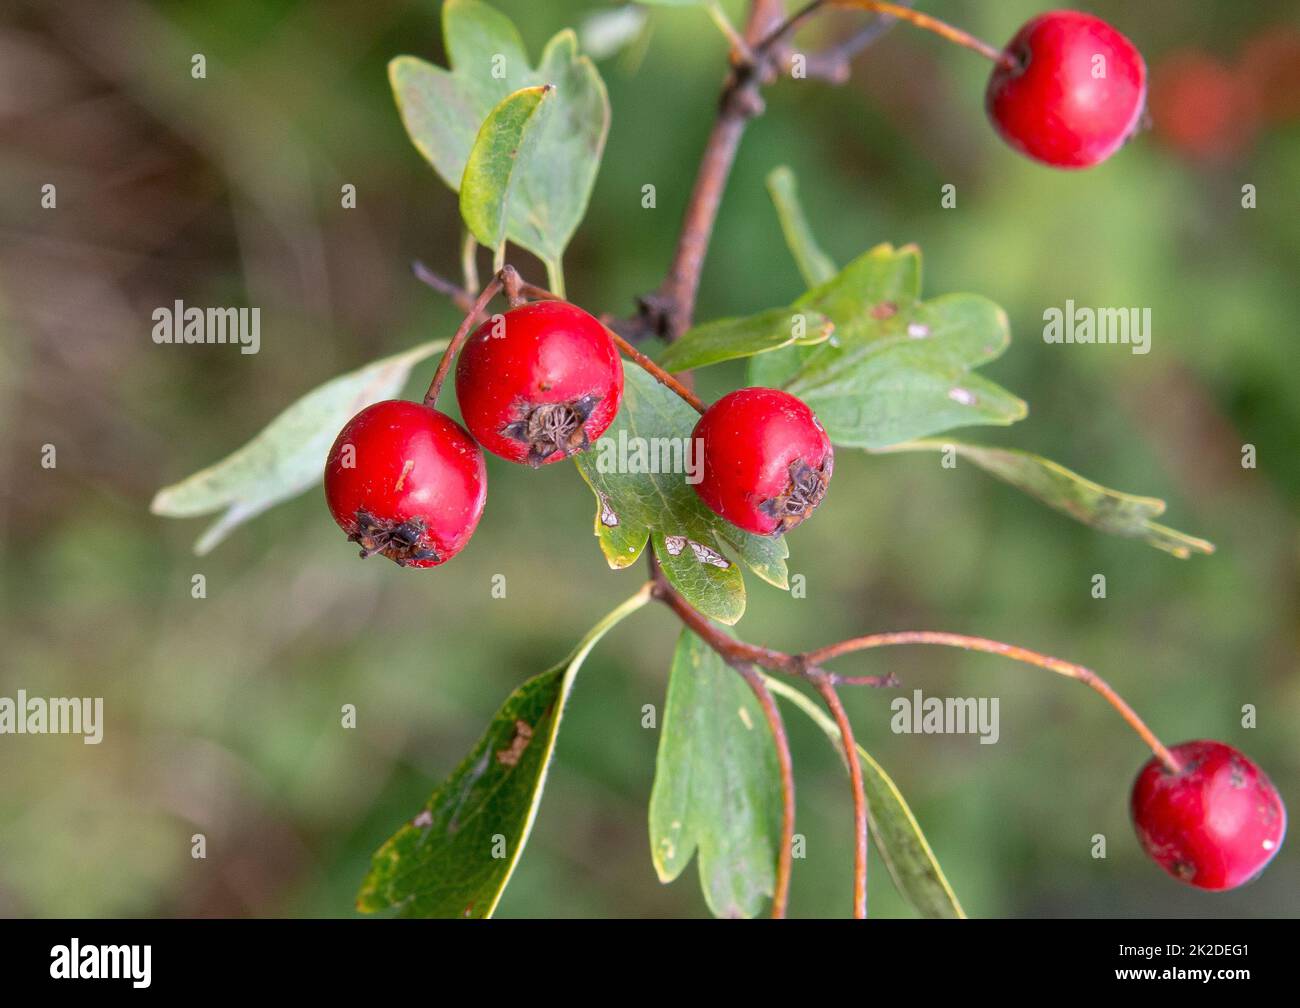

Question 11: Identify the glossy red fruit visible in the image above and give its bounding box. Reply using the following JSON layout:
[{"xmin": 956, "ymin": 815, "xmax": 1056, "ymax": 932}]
[
  {"xmin": 986, "ymin": 11, "xmax": 1147, "ymax": 168},
  {"xmin": 1131, "ymin": 740, "xmax": 1286, "ymax": 891},
  {"xmin": 692, "ymin": 387, "xmax": 833, "ymax": 537},
  {"xmin": 324, "ymin": 399, "xmax": 486, "ymax": 568},
  {"xmin": 455, "ymin": 300, "xmax": 624, "ymax": 467}
]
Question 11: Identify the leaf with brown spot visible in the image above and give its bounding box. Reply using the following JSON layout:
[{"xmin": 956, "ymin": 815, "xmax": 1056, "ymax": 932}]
[{"xmin": 356, "ymin": 587, "xmax": 651, "ymax": 918}]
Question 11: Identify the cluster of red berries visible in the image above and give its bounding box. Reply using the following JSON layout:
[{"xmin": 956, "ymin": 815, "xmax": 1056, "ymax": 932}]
[
  {"xmin": 323, "ymin": 299, "xmax": 835, "ymax": 567},
  {"xmin": 321, "ymin": 10, "xmax": 1286, "ymax": 896}
]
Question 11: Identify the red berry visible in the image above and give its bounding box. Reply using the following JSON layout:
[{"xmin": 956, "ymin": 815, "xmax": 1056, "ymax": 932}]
[
  {"xmin": 986, "ymin": 11, "xmax": 1147, "ymax": 168},
  {"xmin": 455, "ymin": 300, "xmax": 624, "ymax": 467},
  {"xmin": 1131, "ymin": 740, "xmax": 1286, "ymax": 891},
  {"xmin": 324, "ymin": 399, "xmax": 486, "ymax": 568},
  {"xmin": 691, "ymin": 387, "xmax": 833, "ymax": 537}
]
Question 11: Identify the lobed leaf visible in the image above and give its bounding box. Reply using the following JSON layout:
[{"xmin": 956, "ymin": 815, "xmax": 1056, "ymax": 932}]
[
  {"xmin": 573, "ymin": 364, "xmax": 788, "ymax": 625},
  {"xmin": 762, "ymin": 675, "xmax": 967, "ymax": 919},
  {"xmin": 877, "ymin": 439, "xmax": 1215, "ymax": 558},
  {"xmin": 750, "ymin": 244, "xmax": 1027, "ymax": 447},
  {"xmin": 357, "ymin": 586, "xmax": 652, "ymax": 918},
  {"xmin": 390, "ymin": 0, "xmax": 609, "ymax": 271},
  {"xmin": 150, "ymin": 340, "xmax": 445, "ymax": 555},
  {"xmin": 649, "ymin": 630, "xmax": 782, "ymax": 918}
]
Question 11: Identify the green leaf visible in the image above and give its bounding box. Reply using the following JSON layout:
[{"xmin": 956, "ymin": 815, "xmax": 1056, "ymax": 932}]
[
  {"xmin": 762, "ymin": 675, "xmax": 967, "ymax": 919},
  {"xmin": 766, "ymin": 165, "xmax": 837, "ymax": 287},
  {"xmin": 649, "ymin": 630, "xmax": 782, "ymax": 918},
  {"xmin": 150, "ymin": 340, "xmax": 446, "ymax": 555},
  {"xmin": 752, "ymin": 244, "xmax": 1027, "ymax": 449},
  {"xmin": 357, "ymin": 586, "xmax": 652, "ymax": 918},
  {"xmin": 390, "ymin": 0, "xmax": 610, "ymax": 267},
  {"xmin": 573, "ymin": 364, "xmax": 788, "ymax": 625},
  {"xmin": 459, "ymin": 85, "xmax": 553, "ymax": 252},
  {"xmin": 878, "ymin": 439, "xmax": 1215, "ymax": 558},
  {"xmin": 657, "ymin": 306, "xmax": 834, "ymax": 372}
]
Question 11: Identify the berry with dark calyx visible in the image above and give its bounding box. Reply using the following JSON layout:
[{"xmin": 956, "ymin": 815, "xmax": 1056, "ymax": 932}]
[
  {"xmin": 986, "ymin": 11, "xmax": 1147, "ymax": 169},
  {"xmin": 1131, "ymin": 740, "xmax": 1286, "ymax": 891},
  {"xmin": 324, "ymin": 399, "xmax": 486, "ymax": 568},
  {"xmin": 692, "ymin": 387, "xmax": 833, "ymax": 537},
  {"xmin": 455, "ymin": 299, "xmax": 624, "ymax": 467}
]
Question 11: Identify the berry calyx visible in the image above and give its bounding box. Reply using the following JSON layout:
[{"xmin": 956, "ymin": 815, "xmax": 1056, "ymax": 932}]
[
  {"xmin": 454, "ymin": 300, "xmax": 624, "ymax": 467},
  {"xmin": 691, "ymin": 387, "xmax": 833, "ymax": 537},
  {"xmin": 986, "ymin": 11, "xmax": 1147, "ymax": 169},
  {"xmin": 1131, "ymin": 740, "xmax": 1286, "ymax": 891},
  {"xmin": 324, "ymin": 399, "xmax": 486, "ymax": 568}
]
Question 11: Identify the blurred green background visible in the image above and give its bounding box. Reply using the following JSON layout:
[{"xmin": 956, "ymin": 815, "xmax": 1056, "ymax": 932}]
[{"xmin": 1, "ymin": 0, "xmax": 1296, "ymax": 918}]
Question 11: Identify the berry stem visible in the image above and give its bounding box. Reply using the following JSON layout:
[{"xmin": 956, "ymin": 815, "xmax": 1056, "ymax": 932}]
[
  {"xmin": 609, "ymin": 329, "xmax": 707, "ymax": 415},
  {"xmin": 409, "ymin": 261, "xmax": 709, "ymax": 415},
  {"xmin": 517, "ymin": 280, "xmax": 709, "ymax": 415},
  {"xmin": 810, "ymin": 673, "xmax": 869, "ymax": 918},
  {"xmin": 770, "ymin": 1, "xmax": 1014, "ymax": 69},
  {"xmin": 423, "ymin": 273, "xmax": 504, "ymax": 408},
  {"xmin": 806, "ymin": 631, "xmax": 1182, "ymax": 774}
]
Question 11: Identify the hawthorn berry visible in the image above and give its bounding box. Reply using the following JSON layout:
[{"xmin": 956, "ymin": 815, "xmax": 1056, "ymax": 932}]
[
  {"xmin": 1131, "ymin": 740, "xmax": 1286, "ymax": 891},
  {"xmin": 986, "ymin": 11, "xmax": 1147, "ymax": 168},
  {"xmin": 324, "ymin": 399, "xmax": 486, "ymax": 568},
  {"xmin": 691, "ymin": 387, "xmax": 833, "ymax": 537},
  {"xmin": 455, "ymin": 299, "xmax": 624, "ymax": 467}
]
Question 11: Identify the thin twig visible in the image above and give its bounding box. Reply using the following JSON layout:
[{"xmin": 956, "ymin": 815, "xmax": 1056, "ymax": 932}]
[
  {"xmin": 413, "ymin": 260, "xmax": 473, "ymax": 313},
  {"xmin": 517, "ymin": 280, "xmax": 710, "ymax": 415},
  {"xmin": 706, "ymin": 0, "xmax": 757, "ymax": 65},
  {"xmin": 802, "ymin": 0, "xmax": 916, "ymax": 82},
  {"xmin": 828, "ymin": 0, "xmax": 1013, "ymax": 68},
  {"xmin": 422, "ymin": 273, "xmax": 504, "ymax": 408},
  {"xmin": 611, "ymin": 327, "xmax": 708, "ymax": 414},
  {"xmin": 807, "ymin": 631, "xmax": 1182, "ymax": 773},
  {"xmin": 810, "ymin": 673, "xmax": 868, "ymax": 918},
  {"xmin": 414, "ymin": 261, "xmax": 710, "ymax": 416}
]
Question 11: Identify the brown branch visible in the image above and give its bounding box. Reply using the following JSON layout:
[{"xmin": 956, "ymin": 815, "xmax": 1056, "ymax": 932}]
[
  {"xmin": 810, "ymin": 674, "xmax": 868, "ymax": 918},
  {"xmin": 807, "ymin": 631, "xmax": 1182, "ymax": 774},
  {"xmin": 642, "ymin": 0, "xmax": 785, "ymax": 341}
]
